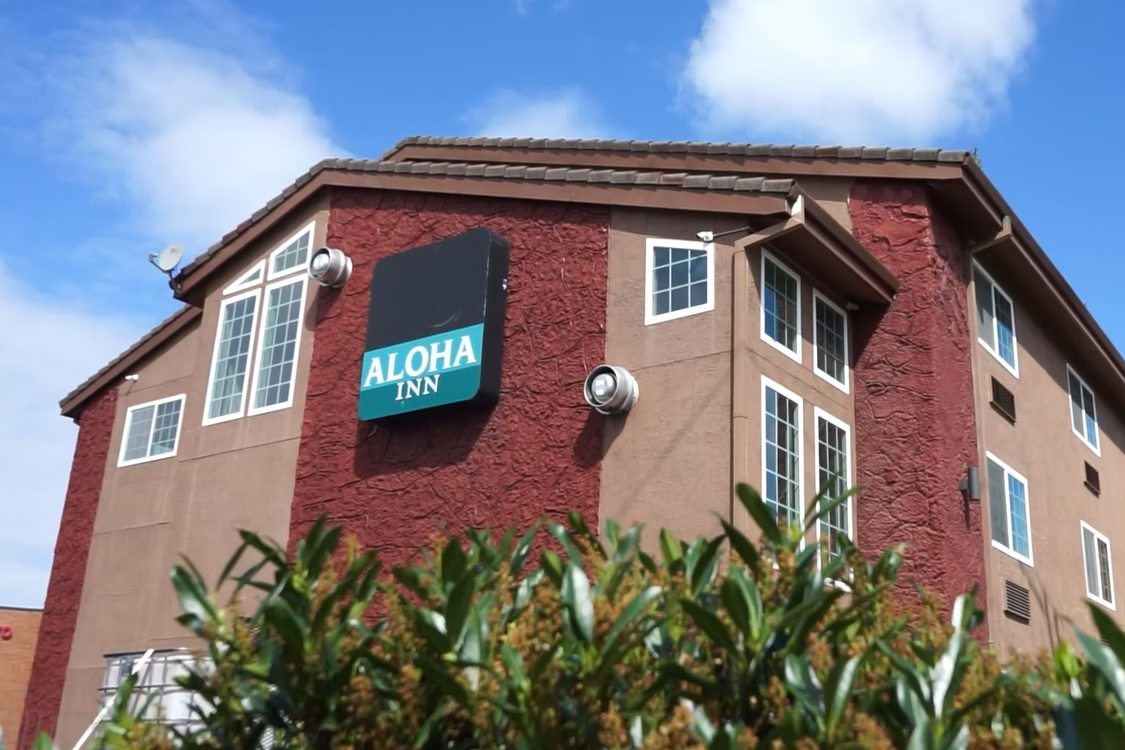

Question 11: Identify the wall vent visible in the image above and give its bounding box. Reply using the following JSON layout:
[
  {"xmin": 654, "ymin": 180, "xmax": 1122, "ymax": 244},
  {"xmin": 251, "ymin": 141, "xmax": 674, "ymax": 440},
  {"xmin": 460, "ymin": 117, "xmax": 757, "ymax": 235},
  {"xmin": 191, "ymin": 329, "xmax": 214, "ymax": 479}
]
[
  {"xmin": 990, "ymin": 377, "xmax": 1016, "ymax": 423},
  {"xmin": 1004, "ymin": 579, "xmax": 1031, "ymax": 623},
  {"xmin": 1085, "ymin": 462, "xmax": 1101, "ymax": 496}
]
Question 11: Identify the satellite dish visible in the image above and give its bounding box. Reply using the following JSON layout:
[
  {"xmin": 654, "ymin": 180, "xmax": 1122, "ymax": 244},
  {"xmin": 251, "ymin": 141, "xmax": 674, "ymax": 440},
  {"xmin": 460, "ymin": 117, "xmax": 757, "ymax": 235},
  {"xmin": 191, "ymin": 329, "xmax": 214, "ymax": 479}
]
[{"xmin": 152, "ymin": 244, "xmax": 183, "ymax": 273}]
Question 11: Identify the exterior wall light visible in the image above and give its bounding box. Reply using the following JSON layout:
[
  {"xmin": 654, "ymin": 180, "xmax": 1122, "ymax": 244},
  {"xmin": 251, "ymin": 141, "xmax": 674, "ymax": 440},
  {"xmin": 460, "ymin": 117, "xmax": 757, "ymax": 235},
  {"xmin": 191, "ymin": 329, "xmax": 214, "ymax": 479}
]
[
  {"xmin": 308, "ymin": 247, "xmax": 352, "ymax": 288},
  {"xmin": 583, "ymin": 364, "xmax": 639, "ymax": 415}
]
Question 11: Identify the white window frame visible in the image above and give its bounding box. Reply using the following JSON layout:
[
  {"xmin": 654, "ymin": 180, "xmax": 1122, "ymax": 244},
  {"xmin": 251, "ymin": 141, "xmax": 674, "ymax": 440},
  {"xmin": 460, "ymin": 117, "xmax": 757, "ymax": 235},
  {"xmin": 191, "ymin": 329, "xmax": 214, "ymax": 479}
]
[
  {"xmin": 985, "ymin": 451, "xmax": 1034, "ymax": 566},
  {"xmin": 973, "ymin": 263, "xmax": 1019, "ymax": 378},
  {"xmin": 117, "ymin": 394, "xmax": 186, "ymax": 467},
  {"xmin": 643, "ymin": 238, "xmax": 715, "ymax": 325},
  {"xmin": 247, "ymin": 275, "xmax": 309, "ymax": 417},
  {"xmin": 1067, "ymin": 365, "xmax": 1101, "ymax": 456},
  {"xmin": 267, "ymin": 220, "xmax": 317, "ymax": 281},
  {"xmin": 1081, "ymin": 521, "xmax": 1116, "ymax": 610},
  {"xmin": 760, "ymin": 249, "xmax": 802, "ymax": 364},
  {"xmin": 813, "ymin": 407, "xmax": 853, "ymax": 570},
  {"xmin": 812, "ymin": 290, "xmax": 849, "ymax": 393},
  {"xmin": 202, "ymin": 288, "xmax": 262, "ymax": 426},
  {"xmin": 761, "ymin": 376, "xmax": 804, "ymax": 534}
]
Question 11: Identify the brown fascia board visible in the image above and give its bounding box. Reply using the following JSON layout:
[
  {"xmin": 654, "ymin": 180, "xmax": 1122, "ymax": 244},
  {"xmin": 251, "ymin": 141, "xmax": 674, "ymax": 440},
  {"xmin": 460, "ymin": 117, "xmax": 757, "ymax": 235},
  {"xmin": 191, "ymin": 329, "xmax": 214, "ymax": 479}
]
[
  {"xmin": 795, "ymin": 190, "xmax": 898, "ymax": 302},
  {"xmin": 59, "ymin": 305, "xmax": 202, "ymax": 419}
]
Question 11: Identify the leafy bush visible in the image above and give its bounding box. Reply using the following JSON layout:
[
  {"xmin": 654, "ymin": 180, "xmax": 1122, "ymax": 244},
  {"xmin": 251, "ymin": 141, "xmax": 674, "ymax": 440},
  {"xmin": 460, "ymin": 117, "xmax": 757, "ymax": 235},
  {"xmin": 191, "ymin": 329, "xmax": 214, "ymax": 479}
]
[{"xmin": 43, "ymin": 485, "xmax": 1125, "ymax": 748}]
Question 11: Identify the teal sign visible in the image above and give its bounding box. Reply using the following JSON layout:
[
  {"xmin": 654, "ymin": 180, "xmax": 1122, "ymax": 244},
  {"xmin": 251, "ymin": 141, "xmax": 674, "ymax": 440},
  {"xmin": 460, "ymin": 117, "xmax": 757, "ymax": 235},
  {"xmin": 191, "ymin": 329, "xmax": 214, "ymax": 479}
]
[
  {"xmin": 358, "ymin": 229, "xmax": 509, "ymax": 421},
  {"xmin": 358, "ymin": 324, "xmax": 483, "ymax": 419}
]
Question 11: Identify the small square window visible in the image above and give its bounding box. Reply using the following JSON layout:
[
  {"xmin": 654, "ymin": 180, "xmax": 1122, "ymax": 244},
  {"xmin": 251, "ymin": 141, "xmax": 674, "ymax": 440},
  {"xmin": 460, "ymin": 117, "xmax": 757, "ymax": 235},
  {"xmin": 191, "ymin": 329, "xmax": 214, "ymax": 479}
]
[
  {"xmin": 644, "ymin": 239, "xmax": 714, "ymax": 325},
  {"xmin": 761, "ymin": 250, "xmax": 801, "ymax": 363},
  {"xmin": 973, "ymin": 264, "xmax": 1019, "ymax": 376},
  {"xmin": 1067, "ymin": 365, "xmax": 1100, "ymax": 455},
  {"xmin": 813, "ymin": 291, "xmax": 848, "ymax": 391},
  {"xmin": 118, "ymin": 395, "xmax": 185, "ymax": 467},
  {"xmin": 1082, "ymin": 522, "xmax": 1115, "ymax": 610}
]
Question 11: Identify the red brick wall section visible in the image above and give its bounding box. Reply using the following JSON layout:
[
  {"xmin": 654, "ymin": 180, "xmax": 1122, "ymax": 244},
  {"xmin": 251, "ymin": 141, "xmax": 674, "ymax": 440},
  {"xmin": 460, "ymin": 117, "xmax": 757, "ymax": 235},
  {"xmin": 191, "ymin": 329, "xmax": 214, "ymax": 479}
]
[
  {"xmin": 19, "ymin": 388, "xmax": 116, "ymax": 748},
  {"xmin": 289, "ymin": 190, "xmax": 608, "ymax": 568},
  {"xmin": 849, "ymin": 181, "xmax": 987, "ymax": 634}
]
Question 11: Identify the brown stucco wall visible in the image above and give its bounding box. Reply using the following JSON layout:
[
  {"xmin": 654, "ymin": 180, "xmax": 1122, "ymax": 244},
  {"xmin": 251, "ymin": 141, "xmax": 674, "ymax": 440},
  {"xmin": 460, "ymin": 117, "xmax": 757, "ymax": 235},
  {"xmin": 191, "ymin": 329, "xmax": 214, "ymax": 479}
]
[
  {"xmin": 848, "ymin": 181, "xmax": 986, "ymax": 626},
  {"xmin": 19, "ymin": 389, "xmax": 115, "ymax": 749},
  {"xmin": 602, "ymin": 209, "xmax": 855, "ymax": 547},
  {"xmin": 49, "ymin": 203, "xmax": 327, "ymax": 748},
  {"xmin": 1, "ymin": 608, "xmax": 41, "ymax": 746},
  {"xmin": 971, "ymin": 261, "xmax": 1125, "ymax": 652},
  {"xmin": 288, "ymin": 190, "xmax": 608, "ymax": 567}
]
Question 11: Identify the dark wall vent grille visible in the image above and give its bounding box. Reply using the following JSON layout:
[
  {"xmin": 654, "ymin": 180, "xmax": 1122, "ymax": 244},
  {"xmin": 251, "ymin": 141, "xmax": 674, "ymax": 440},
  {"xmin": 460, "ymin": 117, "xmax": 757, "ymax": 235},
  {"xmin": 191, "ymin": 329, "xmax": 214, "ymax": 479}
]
[
  {"xmin": 1086, "ymin": 462, "xmax": 1101, "ymax": 496},
  {"xmin": 1004, "ymin": 580, "xmax": 1031, "ymax": 622},
  {"xmin": 990, "ymin": 377, "xmax": 1016, "ymax": 423}
]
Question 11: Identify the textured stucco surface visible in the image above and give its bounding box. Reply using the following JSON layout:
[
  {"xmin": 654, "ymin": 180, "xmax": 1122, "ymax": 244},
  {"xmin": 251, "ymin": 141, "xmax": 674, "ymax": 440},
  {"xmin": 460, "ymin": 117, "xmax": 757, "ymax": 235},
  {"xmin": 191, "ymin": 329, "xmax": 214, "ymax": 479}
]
[
  {"xmin": 849, "ymin": 181, "xmax": 987, "ymax": 628},
  {"xmin": 19, "ymin": 389, "xmax": 116, "ymax": 748},
  {"xmin": 0, "ymin": 608, "xmax": 42, "ymax": 747},
  {"xmin": 288, "ymin": 190, "xmax": 609, "ymax": 563}
]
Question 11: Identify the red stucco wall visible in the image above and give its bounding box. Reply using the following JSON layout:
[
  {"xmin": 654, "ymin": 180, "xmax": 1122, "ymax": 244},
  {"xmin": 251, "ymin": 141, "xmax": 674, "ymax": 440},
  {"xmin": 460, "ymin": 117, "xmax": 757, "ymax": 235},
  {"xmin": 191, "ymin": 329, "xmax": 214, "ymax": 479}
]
[
  {"xmin": 19, "ymin": 388, "xmax": 116, "ymax": 748},
  {"xmin": 288, "ymin": 191, "xmax": 608, "ymax": 565},
  {"xmin": 849, "ymin": 181, "xmax": 987, "ymax": 629}
]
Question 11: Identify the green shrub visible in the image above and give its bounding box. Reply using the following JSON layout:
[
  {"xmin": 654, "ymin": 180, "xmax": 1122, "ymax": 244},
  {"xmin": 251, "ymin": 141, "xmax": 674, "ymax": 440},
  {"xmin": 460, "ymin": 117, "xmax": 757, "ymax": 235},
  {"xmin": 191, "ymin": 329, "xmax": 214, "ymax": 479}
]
[{"xmin": 47, "ymin": 485, "xmax": 1125, "ymax": 748}]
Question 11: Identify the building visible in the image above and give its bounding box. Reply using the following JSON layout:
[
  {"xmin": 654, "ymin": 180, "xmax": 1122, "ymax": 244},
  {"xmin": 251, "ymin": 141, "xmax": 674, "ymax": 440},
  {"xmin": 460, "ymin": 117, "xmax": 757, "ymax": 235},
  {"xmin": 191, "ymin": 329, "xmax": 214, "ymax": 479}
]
[
  {"xmin": 1, "ymin": 606, "xmax": 42, "ymax": 745},
  {"xmin": 20, "ymin": 137, "xmax": 1125, "ymax": 746}
]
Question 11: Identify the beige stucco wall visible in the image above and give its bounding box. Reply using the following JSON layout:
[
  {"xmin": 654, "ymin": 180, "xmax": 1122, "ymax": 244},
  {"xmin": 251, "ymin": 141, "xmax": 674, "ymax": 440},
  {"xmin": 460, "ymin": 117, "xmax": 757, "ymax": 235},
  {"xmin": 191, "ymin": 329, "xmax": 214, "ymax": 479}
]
[
  {"xmin": 971, "ymin": 261, "xmax": 1125, "ymax": 654},
  {"xmin": 54, "ymin": 199, "xmax": 329, "ymax": 746},
  {"xmin": 602, "ymin": 208, "xmax": 855, "ymax": 548}
]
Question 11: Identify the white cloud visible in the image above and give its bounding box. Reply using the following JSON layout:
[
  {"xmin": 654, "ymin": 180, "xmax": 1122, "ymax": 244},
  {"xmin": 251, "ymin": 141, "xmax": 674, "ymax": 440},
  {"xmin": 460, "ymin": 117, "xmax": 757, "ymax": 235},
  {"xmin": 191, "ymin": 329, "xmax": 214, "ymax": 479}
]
[
  {"xmin": 682, "ymin": 0, "xmax": 1035, "ymax": 144},
  {"xmin": 0, "ymin": 261, "xmax": 142, "ymax": 607},
  {"xmin": 53, "ymin": 35, "xmax": 345, "ymax": 254},
  {"xmin": 467, "ymin": 89, "xmax": 610, "ymax": 140}
]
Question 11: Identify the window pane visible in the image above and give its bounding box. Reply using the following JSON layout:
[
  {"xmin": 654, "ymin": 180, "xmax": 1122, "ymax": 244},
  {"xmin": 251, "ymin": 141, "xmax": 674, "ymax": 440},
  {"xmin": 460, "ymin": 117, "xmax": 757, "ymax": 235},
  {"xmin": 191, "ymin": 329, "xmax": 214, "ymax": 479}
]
[
  {"xmin": 254, "ymin": 280, "xmax": 304, "ymax": 409},
  {"xmin": 271, "ymin": 231, "xmax": 310, "ymax": 275},
  {"xmin": 764, "ymin": 386, "xmax": 800, "ymax": 529},
  {"xmin": 208, "ymin": 295, "xmax": 257, "ymax": 420},
  {"xmin": 1007, "ymin": 475, "xmax": 1029, "ymax": 557},
  {"xmin": 1082, "ymin": 386, "xmax": 1098, "ymax": 446},
  {"xmin": 815, "ymin": 297, "xmax": 847, "ymax": 384},
  {"xmin": 689, "ymin": 252, "xmax": 707, "ymax": 281},
  {"xmin": 654, "ymin": 246, "xmax": 668, "ymax": 266},
  {"xmin": 149, "ymin": 400, "xmax": 182, "ymax": 456},
  {"xmin": 1085, "ymin": 527, "xmax": 1099, "ymax": 597},
  {"xmin": 763, "ymin": 258, "xmax": 799, "ymax": 352},
  {"xmin": 817, "ymin": 417, "xmax": 850, "ymax": 561},
  {"xmin": 994, "ymin": 292, "xmax": 1015, "ymax": 366},
  {"xmin": 123, "ymin": 406, "xmax": 154, "ymax": 461},
  {"xmin": 1069, "ymin": 372, "xmax": 1085, "ymax": 434},
  {"xmin": 655, "ymin": 266, "xmax": 669, "ymax": 292},
  {"xmin": 689, "ymin": 282, "xmax": 707, "ymax": 307},
  {"xmin": 974, "ymin": 268, "xmax": 995, "ymax": 349},
  {"xmin": 987, "ymin": 459, "xmax": 1008, "ymax": 546},
  {"xmin": 1098, "ymin": 538, "xmax": 1113, "ymax": 603}
]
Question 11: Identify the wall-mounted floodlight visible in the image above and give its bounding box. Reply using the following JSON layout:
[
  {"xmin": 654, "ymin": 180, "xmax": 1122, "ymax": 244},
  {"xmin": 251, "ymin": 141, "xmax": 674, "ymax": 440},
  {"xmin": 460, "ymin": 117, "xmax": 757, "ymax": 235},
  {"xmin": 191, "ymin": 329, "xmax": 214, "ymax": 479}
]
[
  {"xmin": 308, "ymin": 247, "xmax": 352, "ymax": 288},
  {"xmin": 959, "ymin": 465, "xmax": 981, "ymax": 502},
  {"xmin": 583, "ymin": 364, "xmax": 639, "ymax": 415}
]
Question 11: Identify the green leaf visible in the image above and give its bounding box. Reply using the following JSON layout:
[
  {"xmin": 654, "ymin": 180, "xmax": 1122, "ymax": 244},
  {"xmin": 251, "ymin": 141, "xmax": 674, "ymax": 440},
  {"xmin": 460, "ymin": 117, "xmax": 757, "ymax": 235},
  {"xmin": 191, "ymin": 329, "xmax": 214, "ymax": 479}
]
[
  {"xmin": 735, "ymin": 483, "xmax": 781, "ymax": 545},
  {"xmin": 719, "ymin": 518, "xmax": 760, "ymax": 571},
  {"xmin": 681, "ymin": 599, "xmax": 736, "ymax": 653},
  {"xmin": 720, "ymin": 577, "xmax": 751, "ymax": 638},
  {"xmin": 660, "ymin": 529, "xmax": 685, "ymax": 572},
  {"xmin": 32, "ymin": 732, "xmax": 58, "ymax": 750},
  {"xmin": 1076, "ymin": 628, "xmax": 1125, "ymax": 708},
  {"xmin": 510, "ymin": 523, "xmax": 540, "ymax": 577},
  {"xmin": 170, "ymin": 564, "xmax": 218, "ymax": 633},
  {"xmin": 598, "ymin": 585, "xmax": 662, "ymax": 663},
  {"xmin": 825, "ymin": 655, "xmax": 863, "ymax": 739},
  {"xmin": 561, "ymin": 563, "xmax": 594, "ymax": 644},
  {"xmin": 547, "ymin": 522, "xmax": 585, "ymax": 563},
  {"xmin": 441, "ymin": 537, "xmax": 467, "ymax": 588},
  {"xmin": 445, "ymin": 575, "xmax": 477, "ymax": 646},
  {"xmin": 689, "ymin": 535, "xmax": 725, "ymax": 595}
]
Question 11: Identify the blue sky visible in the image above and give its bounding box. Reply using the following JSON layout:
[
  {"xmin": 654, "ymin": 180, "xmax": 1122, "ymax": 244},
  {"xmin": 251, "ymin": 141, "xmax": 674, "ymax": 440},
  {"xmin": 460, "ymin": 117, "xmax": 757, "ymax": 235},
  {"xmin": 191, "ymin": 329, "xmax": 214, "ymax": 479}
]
[{"xmin": 0, "ymin": 0, "xmax": 1122, "ymax": 607}]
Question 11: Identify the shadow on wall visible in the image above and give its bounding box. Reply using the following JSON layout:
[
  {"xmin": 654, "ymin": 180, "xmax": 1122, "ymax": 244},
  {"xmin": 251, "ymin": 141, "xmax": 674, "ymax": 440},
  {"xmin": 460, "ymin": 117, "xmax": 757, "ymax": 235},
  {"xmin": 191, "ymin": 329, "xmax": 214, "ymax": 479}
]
[{"xmin": 1023, "ymin": 570, "xmax": 1065, "ymax": 652}]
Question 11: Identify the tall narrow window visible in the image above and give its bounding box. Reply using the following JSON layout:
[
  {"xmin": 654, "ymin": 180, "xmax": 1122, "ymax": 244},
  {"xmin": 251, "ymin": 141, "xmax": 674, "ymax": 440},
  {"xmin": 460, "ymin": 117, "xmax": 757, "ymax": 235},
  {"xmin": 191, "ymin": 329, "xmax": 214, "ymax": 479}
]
[
  {"xmin": 203, "ymin": 220, "xmax": 313, "ymax": 425},
  {"xmin": 250, "ymin": 277, "xmax": 307, "ymax": 413},
  {"xmin": 644, "ymin": 238, "xmax": 714, "ymax": 324},
  {"xmin": 763, "ymin": 378, "xmax": 802, "ymax": 530},
  {"xmin": 815, "ymin": 409, "xmax": 852, "ymax": 562},
  {"xmin": 1082, "ymin": 522, "xmax": 1115, "ymax": 609},
  {"xmin": 813, "ymin": 291, "xmax": 848, "ymax": 391},
  {"xmin": 119, "ymin": 395, "xmax": 185, "ymax": 467},
  {"xmin": 986, "ymin": 453, "xmax": 1033, "ymax": 565},
  {"xmin": 1067, "ymin": 366, "xmax": 1100, "ymax": 455},
  {"xmin": 761, "ymin": 251, "xmax": 801, "ymax": 361},
  {"xmin": 974, "ymin": 264, "xmax": 1018, "ymax": 376}
]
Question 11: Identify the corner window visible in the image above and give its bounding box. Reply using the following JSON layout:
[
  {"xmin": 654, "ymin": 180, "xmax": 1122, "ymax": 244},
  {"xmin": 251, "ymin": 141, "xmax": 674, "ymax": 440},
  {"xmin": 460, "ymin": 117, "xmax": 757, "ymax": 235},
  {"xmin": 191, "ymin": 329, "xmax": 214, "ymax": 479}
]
[
  {"xmin": 1082, "ymin": 522, "xmax": 1115, "ymax": 609},
  {"xmin": 1067, "ymin": 366, "xmax": 1100, "ymax": 455},
  {"xmin": 644, "ymin": 238, "xmax": 714, "ymax": 325},
  {"xmin": 761, "ymin": 250, "xmax": 801, "ymax": 362},
  {"xmin": 101, "ymin": 650, "xmax": 204, "ymax": 730},
  {"xmin": 813, "ymin": 291, "xmax": 849, "ymax": 391},
  {"xmin": 763, "ymin": 378, "xmax": 802, "ymax": 531},
  {"xmin": 986, "ymin": 452, "xmax": 1032, "ymax": 565},
  {"xmin": 203, "ymin": 221, "xmax": 313, "ymax": 425},
  {"xmin": 118, "ymin": 395, "xmax": 185, "ymax": 467},
  {"xmin": 974, "ymin": 264, "xmax": 1018, "ymax": 376},
  {"xmin": 814, "ymin": 408, "xmax": 852, "ymax": 563}
]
